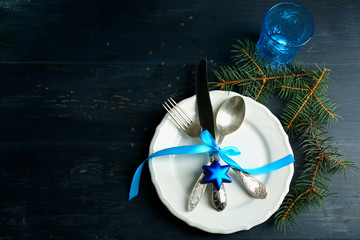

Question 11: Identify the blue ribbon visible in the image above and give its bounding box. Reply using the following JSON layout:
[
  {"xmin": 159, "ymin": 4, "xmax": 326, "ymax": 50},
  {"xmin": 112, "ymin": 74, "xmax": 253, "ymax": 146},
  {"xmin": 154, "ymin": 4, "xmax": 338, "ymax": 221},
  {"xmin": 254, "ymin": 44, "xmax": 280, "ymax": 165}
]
[{"xmin": 128, "ymin": 130, "xmax": 294, "ymax": 200}]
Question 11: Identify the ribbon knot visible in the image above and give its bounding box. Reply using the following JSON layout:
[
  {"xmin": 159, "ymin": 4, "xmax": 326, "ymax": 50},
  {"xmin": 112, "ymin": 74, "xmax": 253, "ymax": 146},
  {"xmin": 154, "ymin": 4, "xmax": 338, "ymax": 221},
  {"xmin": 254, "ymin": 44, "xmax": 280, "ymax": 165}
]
[
  {"xmin": 200, "ymin": 130, "xmax": 218, "ymax": 150},
  {"xmin": 128, "ymin": 130, "xmax": 294, "ymax": 200},
  {"xmin": 200, "ymin": 130, "xmax": 240, "ymax": 156}
]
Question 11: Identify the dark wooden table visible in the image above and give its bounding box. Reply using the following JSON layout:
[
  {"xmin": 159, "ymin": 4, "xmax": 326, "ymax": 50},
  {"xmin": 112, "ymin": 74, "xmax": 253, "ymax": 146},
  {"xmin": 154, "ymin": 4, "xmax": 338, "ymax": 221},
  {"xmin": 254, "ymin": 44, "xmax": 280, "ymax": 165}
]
[{"xmin": 0, "ymin": 0, "xmax": 359, "ymax": 239}]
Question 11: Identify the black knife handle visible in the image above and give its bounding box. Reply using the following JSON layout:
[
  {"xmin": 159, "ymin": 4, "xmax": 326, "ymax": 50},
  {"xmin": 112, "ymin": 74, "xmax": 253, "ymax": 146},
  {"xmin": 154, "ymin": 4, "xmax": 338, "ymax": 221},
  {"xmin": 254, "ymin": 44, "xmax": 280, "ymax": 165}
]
[{"xmin": 196, "ymin": 58, "xmax": 215, "ymax": 138}]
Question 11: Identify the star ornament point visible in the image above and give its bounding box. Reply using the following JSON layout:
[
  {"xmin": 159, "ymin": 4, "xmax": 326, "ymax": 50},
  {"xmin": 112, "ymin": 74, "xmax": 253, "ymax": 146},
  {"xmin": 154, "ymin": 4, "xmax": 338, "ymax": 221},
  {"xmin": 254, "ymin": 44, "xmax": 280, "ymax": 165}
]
[{"xmin": 202, "ymin": 160, "xmax": 232, "ymax": 191}]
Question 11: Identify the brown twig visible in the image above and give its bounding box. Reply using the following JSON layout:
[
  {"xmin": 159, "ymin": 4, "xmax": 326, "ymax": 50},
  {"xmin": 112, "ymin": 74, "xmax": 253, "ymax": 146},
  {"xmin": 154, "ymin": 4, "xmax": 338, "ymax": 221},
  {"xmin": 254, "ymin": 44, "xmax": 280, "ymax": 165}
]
[{"xmin": 284, "ymin": 68, "xmax": 331, "ymax": 129}]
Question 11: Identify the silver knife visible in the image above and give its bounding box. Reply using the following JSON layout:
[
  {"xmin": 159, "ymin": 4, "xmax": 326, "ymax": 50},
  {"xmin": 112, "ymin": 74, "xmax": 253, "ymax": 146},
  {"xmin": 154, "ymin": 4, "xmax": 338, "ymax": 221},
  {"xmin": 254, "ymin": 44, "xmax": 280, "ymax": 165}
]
[{"xmin": 187, "ymin": 58, "xmax": 227, "ymax": 211}]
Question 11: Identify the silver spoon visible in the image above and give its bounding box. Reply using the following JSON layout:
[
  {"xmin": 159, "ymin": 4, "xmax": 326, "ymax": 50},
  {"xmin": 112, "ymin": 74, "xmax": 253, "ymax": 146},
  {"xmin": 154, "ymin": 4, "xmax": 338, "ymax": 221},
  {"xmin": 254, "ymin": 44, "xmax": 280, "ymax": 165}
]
[
  {"xmin": 210, "ymin": 96, "xmax": 244, "ymax": 210},
  {"xmin": 212, "ymin": 96, "xmax": 267, "ymax": 209}
]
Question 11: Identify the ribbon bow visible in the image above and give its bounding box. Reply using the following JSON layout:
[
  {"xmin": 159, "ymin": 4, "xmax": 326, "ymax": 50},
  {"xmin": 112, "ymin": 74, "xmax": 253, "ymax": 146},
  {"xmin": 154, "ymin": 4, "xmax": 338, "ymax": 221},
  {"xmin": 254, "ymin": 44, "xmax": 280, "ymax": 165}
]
[{"xmin": 128, "ymin": 130, "xmax": 294, "ymax": 200}]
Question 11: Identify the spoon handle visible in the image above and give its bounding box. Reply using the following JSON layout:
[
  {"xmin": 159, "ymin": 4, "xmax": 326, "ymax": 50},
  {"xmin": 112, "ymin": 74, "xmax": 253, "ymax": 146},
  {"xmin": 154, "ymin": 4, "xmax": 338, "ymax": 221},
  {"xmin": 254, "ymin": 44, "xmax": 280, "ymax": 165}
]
[
  {"xmin": 210, "ymin": 153, "xmax": 227, "ymax": 211},
  {"xmin": 211, "ymin": 182, "xmax": 227, "ymax": 211}
]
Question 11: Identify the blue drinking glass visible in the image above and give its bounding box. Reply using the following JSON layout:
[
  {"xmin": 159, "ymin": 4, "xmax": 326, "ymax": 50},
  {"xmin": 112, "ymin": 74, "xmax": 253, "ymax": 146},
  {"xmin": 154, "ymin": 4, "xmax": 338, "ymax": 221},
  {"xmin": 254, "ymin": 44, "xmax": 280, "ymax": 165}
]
[{"xmin": 256, "ymin": 2, "xmax": 314, "ymax": 67}]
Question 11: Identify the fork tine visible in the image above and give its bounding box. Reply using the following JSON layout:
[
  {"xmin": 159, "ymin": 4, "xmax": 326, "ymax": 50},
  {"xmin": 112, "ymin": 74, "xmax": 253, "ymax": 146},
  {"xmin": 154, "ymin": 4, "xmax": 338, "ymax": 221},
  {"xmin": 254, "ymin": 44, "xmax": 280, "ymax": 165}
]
[
  {"xmin": 163, "ymin": 101, "xmax": 187, "ymax": 130},
  {"xmin": 169, "ymin": 97, "xmax": 193, "ymax": 124},
  {"xmin": 167, "ymin": 99, "xmax": 191, "ymax": 126},
  {"xmin": 163, "ymin": 97, "xmax": 202, "ymax": 138}
]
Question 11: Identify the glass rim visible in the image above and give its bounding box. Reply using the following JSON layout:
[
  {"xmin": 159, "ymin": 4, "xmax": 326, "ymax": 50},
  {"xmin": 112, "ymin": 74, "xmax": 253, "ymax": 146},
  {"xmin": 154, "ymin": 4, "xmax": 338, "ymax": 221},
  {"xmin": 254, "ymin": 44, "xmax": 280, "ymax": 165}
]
[{"xmin": 263, "ymin": 2, "xmax": 314, "ymax": 48}]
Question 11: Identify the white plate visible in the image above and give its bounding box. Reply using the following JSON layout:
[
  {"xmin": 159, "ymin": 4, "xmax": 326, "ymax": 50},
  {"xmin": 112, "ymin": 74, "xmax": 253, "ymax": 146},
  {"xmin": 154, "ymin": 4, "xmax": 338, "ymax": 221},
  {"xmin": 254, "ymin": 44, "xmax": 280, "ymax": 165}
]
[{"xmin": 149, "ymin": 90, "xmax": 294, "ymax": 234}]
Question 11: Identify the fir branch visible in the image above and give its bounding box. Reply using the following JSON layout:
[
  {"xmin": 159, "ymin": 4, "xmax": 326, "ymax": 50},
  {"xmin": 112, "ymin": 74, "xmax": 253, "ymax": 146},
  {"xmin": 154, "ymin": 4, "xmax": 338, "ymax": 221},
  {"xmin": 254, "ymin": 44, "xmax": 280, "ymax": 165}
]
[
  {"xmin": 211, "ymin": 40, "xmax": 355, "ymax": 232},
  {"xmin": 274, "ymin": 118, "xmax": 352, "ymax": 231}
]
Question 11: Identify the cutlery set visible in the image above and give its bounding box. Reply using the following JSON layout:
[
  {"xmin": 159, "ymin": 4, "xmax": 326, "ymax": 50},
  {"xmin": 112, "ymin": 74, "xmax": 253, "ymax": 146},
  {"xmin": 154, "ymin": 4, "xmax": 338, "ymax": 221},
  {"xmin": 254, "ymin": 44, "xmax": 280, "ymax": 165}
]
[{"xmin": 163, "ymin": 58, "xmax": 267, "ymax": 212}]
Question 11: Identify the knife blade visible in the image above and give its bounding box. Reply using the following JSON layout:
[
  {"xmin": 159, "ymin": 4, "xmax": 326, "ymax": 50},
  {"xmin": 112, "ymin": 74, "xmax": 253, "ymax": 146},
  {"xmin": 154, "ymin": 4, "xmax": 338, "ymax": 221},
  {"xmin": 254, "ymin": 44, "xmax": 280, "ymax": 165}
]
[{"xmin": 187, "ymin": 58, "xmax": 227, "ymax": 211}]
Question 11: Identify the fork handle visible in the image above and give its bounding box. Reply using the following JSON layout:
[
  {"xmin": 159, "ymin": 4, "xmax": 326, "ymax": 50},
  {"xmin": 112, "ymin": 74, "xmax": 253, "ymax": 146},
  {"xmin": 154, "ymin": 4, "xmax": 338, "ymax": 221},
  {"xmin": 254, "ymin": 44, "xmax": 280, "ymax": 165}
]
[{"xmin": 187, "ymin": 160, "xmax": 211, "ymax": 211}]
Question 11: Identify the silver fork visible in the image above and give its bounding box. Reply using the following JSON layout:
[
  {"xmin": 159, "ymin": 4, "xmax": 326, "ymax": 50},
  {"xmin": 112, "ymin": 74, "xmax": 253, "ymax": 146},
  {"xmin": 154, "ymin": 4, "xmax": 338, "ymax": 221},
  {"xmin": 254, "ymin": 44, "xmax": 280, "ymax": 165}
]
[
  {"xmin": 163, "ymin": 97, "xmax": 202, "ymax": 138},
  {"xmin": 163, "ymin": 97, "xmax": 212, "ymax": 211}
]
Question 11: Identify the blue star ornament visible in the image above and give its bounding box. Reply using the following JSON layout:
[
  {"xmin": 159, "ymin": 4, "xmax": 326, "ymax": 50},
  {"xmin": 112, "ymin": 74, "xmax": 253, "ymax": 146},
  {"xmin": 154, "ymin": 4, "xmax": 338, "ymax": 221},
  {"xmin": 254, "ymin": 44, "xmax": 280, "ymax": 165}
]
[{"xmin": 202, "ymin": 160, "xmax": 232, "ymax": 191}]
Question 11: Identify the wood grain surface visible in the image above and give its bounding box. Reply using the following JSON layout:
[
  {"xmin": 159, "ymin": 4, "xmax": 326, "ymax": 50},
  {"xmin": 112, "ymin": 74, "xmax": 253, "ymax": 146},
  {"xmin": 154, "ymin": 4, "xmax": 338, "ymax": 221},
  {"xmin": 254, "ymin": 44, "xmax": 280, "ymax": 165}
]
[{"xmin": 0, "ymin": 0, "xmax": 359, "ymax": 239}]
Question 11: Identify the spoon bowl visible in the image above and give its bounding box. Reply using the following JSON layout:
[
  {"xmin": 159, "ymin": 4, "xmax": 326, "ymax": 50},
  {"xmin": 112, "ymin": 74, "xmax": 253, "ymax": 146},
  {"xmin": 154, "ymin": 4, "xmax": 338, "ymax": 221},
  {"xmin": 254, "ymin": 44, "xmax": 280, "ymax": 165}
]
[{"xmin": 216, "ymin": 96, "xmax": 245, "ymax": 144}]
